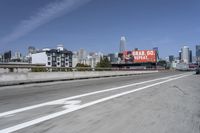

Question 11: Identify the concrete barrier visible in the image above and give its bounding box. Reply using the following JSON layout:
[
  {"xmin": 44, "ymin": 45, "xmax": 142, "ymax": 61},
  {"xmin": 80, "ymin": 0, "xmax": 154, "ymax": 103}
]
[{"xmin": 0, "ymin": 71, "xmax": 158, "ymax": 86}]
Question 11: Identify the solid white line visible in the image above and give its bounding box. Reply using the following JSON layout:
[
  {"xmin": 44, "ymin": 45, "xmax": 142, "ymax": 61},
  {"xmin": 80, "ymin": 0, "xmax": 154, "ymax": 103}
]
[
  {"xmin": 0, "ymin": 73, "xmax": 187, "ymax": 118},
  {"xmin": 0, "ymin": 74, "xmax": 190, "ymax": 133}
]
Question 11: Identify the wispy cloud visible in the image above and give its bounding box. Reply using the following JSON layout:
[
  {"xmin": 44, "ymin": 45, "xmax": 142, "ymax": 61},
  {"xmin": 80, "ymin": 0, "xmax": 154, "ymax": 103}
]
[{"xmin": 0, "ymin": 0, "xmax": 92, "ymax": 45}]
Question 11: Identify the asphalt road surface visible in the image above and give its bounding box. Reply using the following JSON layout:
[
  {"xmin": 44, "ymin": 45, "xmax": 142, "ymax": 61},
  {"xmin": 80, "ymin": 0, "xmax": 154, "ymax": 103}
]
[{"xmin": 0, "ymin": 71, "xmax": 199, "ymax": 133}]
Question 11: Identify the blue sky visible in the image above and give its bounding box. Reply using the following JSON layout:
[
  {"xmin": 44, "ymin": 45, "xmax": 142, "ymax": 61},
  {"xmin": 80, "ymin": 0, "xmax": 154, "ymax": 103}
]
[{"xmin": 0, "ymin": 0, "xmax": 200, "ymax": 58}]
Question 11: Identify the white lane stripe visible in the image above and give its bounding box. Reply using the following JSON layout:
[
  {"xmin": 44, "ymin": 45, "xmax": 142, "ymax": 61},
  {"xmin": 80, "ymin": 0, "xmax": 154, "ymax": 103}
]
[
  {"xmin": 0, "ymin": 74, "xmax": 190, "ymax": 133},
  {"xmin": 0, "ymin": 73, "xmax": 187, "ymax": 118}
]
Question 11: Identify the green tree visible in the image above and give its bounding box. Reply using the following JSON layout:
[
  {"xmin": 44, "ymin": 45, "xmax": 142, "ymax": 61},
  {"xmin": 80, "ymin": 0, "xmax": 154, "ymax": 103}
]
[
  {"xmin": 76, "ymin": 63, "xmax": 90, "ymax": 67},
  {"xmin": 157, "ymin": 60, "xmax": 167, "ymax": 68},
  {"xmin": 96, "ymin": 57, "xmax": 112, "ymax": 68},
  {"xmin": 75, "ymin": 63, "xmax": 91, "ymax": 71}
]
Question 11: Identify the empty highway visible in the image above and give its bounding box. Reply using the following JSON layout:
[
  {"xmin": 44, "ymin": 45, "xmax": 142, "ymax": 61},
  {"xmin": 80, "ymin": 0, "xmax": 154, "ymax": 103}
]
[{"xmin": 0, "ymin": 71, "xmax": 200, "ymax": 133}]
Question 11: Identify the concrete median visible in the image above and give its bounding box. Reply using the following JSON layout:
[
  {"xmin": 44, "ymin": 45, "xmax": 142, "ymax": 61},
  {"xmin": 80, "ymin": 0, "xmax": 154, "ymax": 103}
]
[{"xmin": 0, "ymin": 71, "xmax": 158, "ymax": 86}]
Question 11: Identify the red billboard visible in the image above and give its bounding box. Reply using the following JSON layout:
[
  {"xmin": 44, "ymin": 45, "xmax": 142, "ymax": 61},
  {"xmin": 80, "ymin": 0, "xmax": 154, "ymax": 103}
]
[{"xmin": 123, "ymin": 50, "xmax": 157, "ymax": 63}]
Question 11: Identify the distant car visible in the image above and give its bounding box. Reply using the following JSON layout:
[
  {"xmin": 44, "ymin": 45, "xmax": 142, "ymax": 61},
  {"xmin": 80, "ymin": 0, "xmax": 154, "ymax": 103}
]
[{"xmin": 196, "ymin": 66, "xmax": 200, "ymax": 74}]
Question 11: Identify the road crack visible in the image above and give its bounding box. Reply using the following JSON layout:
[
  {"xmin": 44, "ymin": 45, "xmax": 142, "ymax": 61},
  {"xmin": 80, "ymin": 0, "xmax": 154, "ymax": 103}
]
[{"xmin": 173, "ymin": 85, "xmax": 188, "ymax": 96}]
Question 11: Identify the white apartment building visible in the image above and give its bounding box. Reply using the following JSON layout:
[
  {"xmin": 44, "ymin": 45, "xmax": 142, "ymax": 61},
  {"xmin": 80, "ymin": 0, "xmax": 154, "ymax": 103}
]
[{"xmin": 32, "ymin": 45, "xmax": 73, "ymax": 67}]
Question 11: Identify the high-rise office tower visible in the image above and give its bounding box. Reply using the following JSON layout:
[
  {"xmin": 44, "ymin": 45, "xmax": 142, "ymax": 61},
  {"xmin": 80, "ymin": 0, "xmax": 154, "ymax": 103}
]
[
  {"xmin": 78, "ymin": 49, "xmax": 87, "ymax": 60},
  {"xmin": 119, "ymin": 36, "xmax": 126, "ymax": 53},
  {"xmin": 189, "ymin": 50, "xmax": 192, "ymax": 63},
  {"xmin": 0, "ymin": 54, "xmax": 2, "ymax": 62},
  {"xmin": 3, "ymin": 50, "xmax": 11, "ymax": 62},
  {"xmin": 153, "ymin": 47, "xmax": 159, "ymax": 61},
  {"xmin": 179, "ymin": 50, "xmax": 182, "ymax": 61},
  {"xmin": 196, "ymin": 45, "xmax": 200, "ymax": 57},
  {"xmin": 196, "ymin": 45, "xmax": 200, "ymax": 63},
  {"xmin": 78, "ymin": 49, "xmax": 87, "ymax": 64},
  {"xmin": 181, "ymin": 46, "xmax": 190, "ymax": 64},
  {"xmin": 169, "ymin": 55, "xmax": 174, "ymax": 63},
  {"xmin": 14, "ymin": 52, "xmax": 22, "ymax": 59}
]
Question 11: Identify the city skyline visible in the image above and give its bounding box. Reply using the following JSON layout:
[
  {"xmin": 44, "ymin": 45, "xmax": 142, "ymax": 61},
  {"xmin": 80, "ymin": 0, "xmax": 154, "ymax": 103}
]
[
  {"xmin": 0, "ymin": 42, "xmax": 198, "ymax": 60},
  {"xmin": 0, "ymin": 0, "xmax": 200, "ymax": 57}
]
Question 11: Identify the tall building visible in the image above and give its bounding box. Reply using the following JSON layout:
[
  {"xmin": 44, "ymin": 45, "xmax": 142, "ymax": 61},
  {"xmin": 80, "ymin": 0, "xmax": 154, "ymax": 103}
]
[
  {"xmin": 108, "ymin": 53, "xmax": 118, "ymax": 63},
  {"xmin": 179, "ymin": 50, "xmax": 182, "ymax": 61},
  {"xmin": 27, "ymin": 46, "xmax": 37, "ymax": 63},
  {"xmin": 181, "ymin": 46, "xmax": 190, "ymax": 64},
  {"xmin": 0, "ymin": 54, "xmax": 3, "ymax": 62},
  {"xmin": 11, "ymin": 52, "xmax": 23, "ymax": 62},
  {"xmin": 14, "ymin": 52, "xmax": 22, "ymax": 59},
  {"xmin": 196, "ymin": 45, "xmax": 200, "ymax": 63},
  {"xmin": 119, "ymin": 36, "xmax": 126, "ymax": 53},
  {"xmin": 4, "ymin": 51, "xmax": 12, "ymax": 62},
  {"xmin": 169, "ymin": 55, "xmax": 174, "ymax": 63},
  {"xmin": 189, "ymin": 50, "xmax": 192, "ymax": 63},
  {"xmin": 32, "ymin": 45, "xmax": 72, "ymax": 67},
  {"xmin": 78, "ymin": 49, "xmax": 87, "ymax": 64},
  {"xmin": 153, "ymin": 47, "xmax": 159, "ymax": 61},
  {"xmin": 72, "ymin": 51, "xmax": 79, "ymax": 67}
]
